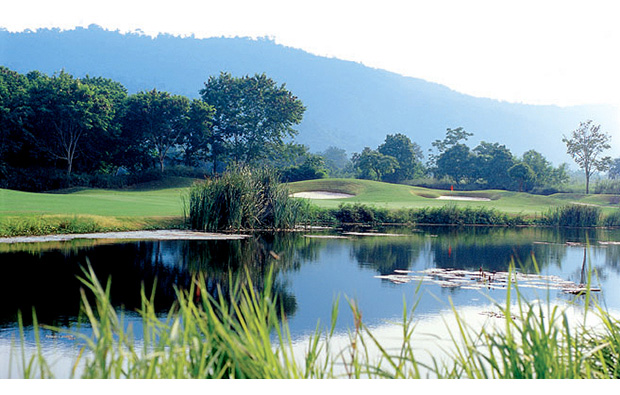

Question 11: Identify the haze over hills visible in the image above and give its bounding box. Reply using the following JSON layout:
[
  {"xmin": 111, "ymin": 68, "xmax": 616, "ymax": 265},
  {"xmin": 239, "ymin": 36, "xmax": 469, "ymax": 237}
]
[{"xmin": 1, "ymin": 25, "xmax": 617, "ymax": 165}]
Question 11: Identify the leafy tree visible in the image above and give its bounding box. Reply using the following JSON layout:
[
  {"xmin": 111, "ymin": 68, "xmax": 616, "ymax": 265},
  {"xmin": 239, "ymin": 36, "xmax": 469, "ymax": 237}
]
[
  {"xmin": 320, "ymin": 146, "xmax": 350, "ymax": 177},
  {"xmin": 200, "ymin": 72, "xmax": 305, "ymax": 170},
  {"xmin": 377, "ymin": 133, "xmax": 424, "ymax": 183},
  {"xmin": 428, "ymin": 127, "xmax": 473, "ymax": 169},
  {"xmin": 79, "ymin": 75, "xmax": 128, "ymax": 172},
  {"xmin": 522, "ymin": 150, "xmax": 569, "ymax": 189},
  {"xmin": 281, "ymin": 154, "xmax": 328, "ymax": 182},
  {"xmin": 352, "ymin": 147, "xmax": 398, "ymax": 181},
  {"xmin": 27, "ymin": 71, "xmax": 116, "ymax": 176},
  {"xmin": 268, "ymin": 142, "xmax": 310, "ymax": 169},
  {"xmin": 472, "ymin": 142, "xmax": 515, "ymax": 189},
  {"xmin": 435, "ymin": 144, "xmax": 474, "ymax": 184},
  {"xmin": 0, "ymin": 67, "xmax": 31, "ymax": 177},
  {"xmin": 562, "ymin": 120, "xmax": 612, "ymax": 194},
  {"xmin": 182, "ymin": 99, "xmax": 215, "ymax": 167},
  {"xmin": 508, "ymin": 162, "xmax": 535, "ymax": 192},
  {"xmin": 121, "ymin": 89, "xmax": 192, "ymax": 172},
  {"xmin": 608, "ymin": 158, "xmax": 620, "ymax": 180}
]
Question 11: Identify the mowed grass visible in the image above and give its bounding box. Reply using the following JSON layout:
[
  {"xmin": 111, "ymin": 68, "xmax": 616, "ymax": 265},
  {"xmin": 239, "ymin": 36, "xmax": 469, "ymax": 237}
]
[
  {"xmin": 0, "ymin": 187, "xmax": 186, "ymax": 217},
  {"xmin": 288, "ymin": 178, "xmax": 620, "ymax": 216},
  {"xmin": 2, "ymin": 177, "xmax": 619, "ymax": 237},
  {"xmin": 0, "ymin": 178, "xmax": 194, "ymax": 236}
]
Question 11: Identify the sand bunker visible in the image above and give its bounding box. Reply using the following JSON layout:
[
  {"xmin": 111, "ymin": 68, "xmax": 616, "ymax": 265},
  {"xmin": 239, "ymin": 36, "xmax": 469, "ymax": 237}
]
[
  {"xmin": 436, "ymin": 196, "xmax": 491, "ymax": 202},
  {"xmin": 0, "ymin": 230, "xmax": 250, "ymax": 244},
  {"xmin": 291, "ymin": 191, "xmax": 354, "ymax": 199}
]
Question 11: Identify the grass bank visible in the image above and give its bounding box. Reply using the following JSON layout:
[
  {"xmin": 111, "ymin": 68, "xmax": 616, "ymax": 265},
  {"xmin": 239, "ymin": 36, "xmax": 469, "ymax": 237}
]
[
  {"xmin": 289, "ymin": 178, "xmax": 620, "ymax": 216},
  {"xmin": 3, "ymin": 177, "xmax": 620, "ymax": 237},
  {"xmin": 0, "ymin": 179, "xmax": 190, "ymax": 237}
]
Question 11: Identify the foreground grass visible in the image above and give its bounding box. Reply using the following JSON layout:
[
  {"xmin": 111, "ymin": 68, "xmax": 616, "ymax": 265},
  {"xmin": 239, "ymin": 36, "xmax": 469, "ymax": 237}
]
[{"xmin": 13, "ymin": 263, "xmax": 620, "ymax": 379}]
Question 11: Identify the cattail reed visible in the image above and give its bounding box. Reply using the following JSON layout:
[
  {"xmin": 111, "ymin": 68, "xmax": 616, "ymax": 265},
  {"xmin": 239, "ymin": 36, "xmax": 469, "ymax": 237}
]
[{"xmin": 185, "ymin": 165, "xmax": 311, "ymax": 231}]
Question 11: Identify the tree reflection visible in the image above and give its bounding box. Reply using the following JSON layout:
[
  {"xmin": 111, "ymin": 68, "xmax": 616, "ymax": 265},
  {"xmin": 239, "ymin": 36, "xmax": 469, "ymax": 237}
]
[
  {"xmin": 2, "ymin": 226, "xmax": 620, "ymax": 330},
  {"xmin": 0, "ymin": 235, "xmax": 315, "ymax": 328}
]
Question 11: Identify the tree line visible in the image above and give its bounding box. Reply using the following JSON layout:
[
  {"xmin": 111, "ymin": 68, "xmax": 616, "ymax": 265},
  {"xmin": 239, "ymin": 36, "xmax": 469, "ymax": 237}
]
[
  {"xmin": 0, "ymin": 67, "xmax": 306, "ymax": 191},
  {"xmin": 0, "ymin": 66, "xmax": 613, "ymax": 194},
  {"xmin": 345, "ymin": 127, "xmax": 571, "ymax": 193}
]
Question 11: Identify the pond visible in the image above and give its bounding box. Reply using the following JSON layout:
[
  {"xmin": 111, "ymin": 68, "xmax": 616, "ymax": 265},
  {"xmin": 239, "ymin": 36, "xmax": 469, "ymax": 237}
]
[{"xmin": 2, "ymin": 225, "xmax": 620, "ymax": 378}]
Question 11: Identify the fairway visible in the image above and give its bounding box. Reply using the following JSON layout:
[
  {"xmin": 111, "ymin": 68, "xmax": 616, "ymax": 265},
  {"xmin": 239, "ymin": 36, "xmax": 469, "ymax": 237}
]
[
  {"xmin": 0, "ymin": 187, "xmax": 187, "ymax": 218},
  {"xmin": 1, "ymin": 177, "xmax": 619, "ymax": 237},
  {"xmin": 288, "ymin": 178, "xmax": 620, "ymax": 215}
]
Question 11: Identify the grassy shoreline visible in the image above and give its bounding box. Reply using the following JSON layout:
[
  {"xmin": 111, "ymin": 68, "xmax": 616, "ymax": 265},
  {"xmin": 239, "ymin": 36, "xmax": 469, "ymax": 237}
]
[
  {"xmin": 2, "ymin": 177, "xmax": 620, "ymax": 237},
  {"xmin": 0, "ymin": 214, "xmax": 185, "ymax": 238}
]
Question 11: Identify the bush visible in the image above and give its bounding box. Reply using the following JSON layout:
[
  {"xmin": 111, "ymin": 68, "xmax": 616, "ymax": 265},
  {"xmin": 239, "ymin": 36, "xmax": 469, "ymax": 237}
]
[
  {"xmin": 594, "ymin": 179, "xmax": 620, "ymax": 194},
  {"xmin": 330, "ymin": 203, "xmax": 387, "ymax": 224}
]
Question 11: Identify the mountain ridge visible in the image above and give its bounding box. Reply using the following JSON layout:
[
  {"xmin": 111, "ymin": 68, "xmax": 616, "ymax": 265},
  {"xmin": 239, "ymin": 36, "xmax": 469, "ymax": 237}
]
[{"xmin": 1, "ymin": 25, "xmax": 617, "ymax": 165}]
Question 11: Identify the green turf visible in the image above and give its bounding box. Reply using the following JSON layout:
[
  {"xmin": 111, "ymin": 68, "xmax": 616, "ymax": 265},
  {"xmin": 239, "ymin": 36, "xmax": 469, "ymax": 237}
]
[
  {"xmin": 1, "ymin": 177, "xmax": 618, "ymax": 235},
  {"xmin": 0, "ymin": 184, "xmax": 187, "ymax": 218},
  {"xmin": 288, "ymin": 178, "xmax": 620, "ymax": 215}
]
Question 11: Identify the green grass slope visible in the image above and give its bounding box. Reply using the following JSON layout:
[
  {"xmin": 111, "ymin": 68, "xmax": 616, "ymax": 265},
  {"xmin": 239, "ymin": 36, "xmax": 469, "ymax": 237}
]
[
  {"xmin": 0, "ymin": 179, "xmax": 193, "ymax": 236},
  {"xmin": 2, "ymin": 177, "xmax": 619, "ymax": 237},
  {"xmin": 288, "ymin": 178, "xmax": 620, "ymax": 215},
  {"xmin": 0, "ymin": 186, "xmax": 187, "ymax": 218}
]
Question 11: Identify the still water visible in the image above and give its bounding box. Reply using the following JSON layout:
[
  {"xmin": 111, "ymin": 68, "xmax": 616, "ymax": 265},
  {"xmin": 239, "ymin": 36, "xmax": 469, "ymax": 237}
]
[{"xmin": 2, "ymin": 225, "xmax": 620, "ymax": 377}]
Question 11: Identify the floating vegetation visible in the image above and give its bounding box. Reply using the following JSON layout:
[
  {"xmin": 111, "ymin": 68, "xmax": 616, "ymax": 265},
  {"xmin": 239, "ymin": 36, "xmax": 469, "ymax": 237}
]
[
  {"xmin": 302, "ymin": 235, "xmax": 350, "ymax": 239},
  {"xmin": 375, "ymin": 268, "xmax": 601, "ymax": 294},
  {"xmin": 342, "ymin": 232, "xmax": 408, "ymax": 237}
]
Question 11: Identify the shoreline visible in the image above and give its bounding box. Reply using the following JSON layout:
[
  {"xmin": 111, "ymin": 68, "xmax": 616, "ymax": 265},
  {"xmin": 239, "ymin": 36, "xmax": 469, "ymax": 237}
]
[{"xmin": 0, "ymin": 229, "xmax": 251, "ymax": 244}]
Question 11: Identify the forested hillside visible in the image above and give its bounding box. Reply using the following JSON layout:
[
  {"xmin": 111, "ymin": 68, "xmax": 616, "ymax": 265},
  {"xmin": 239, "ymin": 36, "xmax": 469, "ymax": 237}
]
[{"xmin": 1, "ymin": 25, "xmax": 617, "ymax": 164}]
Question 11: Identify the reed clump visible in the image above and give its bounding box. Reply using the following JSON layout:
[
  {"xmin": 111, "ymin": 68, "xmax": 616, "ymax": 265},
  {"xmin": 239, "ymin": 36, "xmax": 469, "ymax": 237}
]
[
  {"xmin": 185, "ymin": 166, "xmax": 311, "ymax": 231},
  {"xmin": 539, "ymin": 204, "xmax": 602, "ymax": 227},
  {"xmin": 320, "ymin": 203, "xmax": 530, "ymax": 226}
]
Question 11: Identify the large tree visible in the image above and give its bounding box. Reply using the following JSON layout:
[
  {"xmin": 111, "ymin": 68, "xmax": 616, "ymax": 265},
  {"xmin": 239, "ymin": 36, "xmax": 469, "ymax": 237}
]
[
  {"xmin": 27, "ymin": 71, "xmax": 116, "ymax": 176},
  {"xmin": 320, "ymin": 146, "xmax": 350, "ymax": 177},
  {"xmin": 522, "ymin": 149, "xmax": 568, "ymax": 189},
  {"xmin": 428, "ymin": 127, "xmax": 473, "ymax": 170},
  {"xmin": 121, "ymin": 89, "xmax": 195, "ymax": 172},
  {"xmin": 378, "ymin": 133, "xmax": 424, "ymax": 183},
  {"xmin": 0, "ymin": 67, "xmax": 30, "ymax": 178},
  {"xmin": 435, "ymin": 143, "xmax": 474, "ymax": 184},
  {"xmin": 608, "ymin": 158, "xmax": 620, "ymax": 180},
  {"xmin": 182, "ymin": 99, "xmax": 216, "ymax": 167},
  {"xmin": 508, "ymin": 162, "xmax": 535, "ymax": 192},
  {"xmin": 200, "ymin": 72, "xmax": 305, "ymax": 169},
  {"xmin": 352, "ymin": 147, "xmax": 398, "ymax": 181},
  {"xmin": 563, "ymin": 120, "xmax": 612, "ymax": 194},
  {"xmin": 472, "ymin": 142, "xmax": 515, "ymax": 189}
]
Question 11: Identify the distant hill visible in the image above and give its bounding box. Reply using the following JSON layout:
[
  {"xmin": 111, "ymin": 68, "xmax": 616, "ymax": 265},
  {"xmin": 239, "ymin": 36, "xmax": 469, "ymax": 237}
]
[{"xmin": 1, "ymin": 25, "xmax": 617, "ymax": 165}]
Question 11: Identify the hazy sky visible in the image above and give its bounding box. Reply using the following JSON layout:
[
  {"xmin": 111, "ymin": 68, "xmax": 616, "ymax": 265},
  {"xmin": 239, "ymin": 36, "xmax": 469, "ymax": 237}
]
[{"xmin": 2, "ymin": 0, "xmax": 619, "ymax": 110}]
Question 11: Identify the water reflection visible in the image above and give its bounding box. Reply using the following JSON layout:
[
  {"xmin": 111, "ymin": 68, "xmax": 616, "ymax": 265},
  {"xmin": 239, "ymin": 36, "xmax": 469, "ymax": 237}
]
[{"xmin": 2, "ymin": 225, "xmax": 620, "ymax": 377}]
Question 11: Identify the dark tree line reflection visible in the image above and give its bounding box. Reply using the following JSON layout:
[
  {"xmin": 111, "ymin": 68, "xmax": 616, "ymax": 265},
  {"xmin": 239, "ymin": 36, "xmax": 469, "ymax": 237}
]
[
  {"xmin": 0, "ymin": 233, "xmax": 320, "ymax": 328},
  {"xmin": 2, "ymin": 226, "xmax": 620, "ymax": 329}
]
